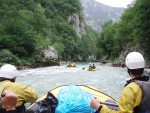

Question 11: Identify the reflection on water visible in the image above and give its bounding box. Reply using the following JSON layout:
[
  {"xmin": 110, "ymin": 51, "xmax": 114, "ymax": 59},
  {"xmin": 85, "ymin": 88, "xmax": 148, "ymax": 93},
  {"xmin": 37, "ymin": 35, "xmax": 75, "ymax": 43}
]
[{"xmin": 17, "ymin": 62, "xmax": 129, "ymax": 100}]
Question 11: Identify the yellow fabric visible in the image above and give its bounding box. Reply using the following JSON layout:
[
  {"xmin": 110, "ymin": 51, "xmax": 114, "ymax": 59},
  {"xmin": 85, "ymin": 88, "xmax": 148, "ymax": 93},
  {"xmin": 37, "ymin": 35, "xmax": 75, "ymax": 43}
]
[
  {"xmin": 0, "ymin": 80, "xmax": 38, "ymax": 108},
  {"xmin": 100, "ymin": 82, "xmax": 142, "ymax": 113}
]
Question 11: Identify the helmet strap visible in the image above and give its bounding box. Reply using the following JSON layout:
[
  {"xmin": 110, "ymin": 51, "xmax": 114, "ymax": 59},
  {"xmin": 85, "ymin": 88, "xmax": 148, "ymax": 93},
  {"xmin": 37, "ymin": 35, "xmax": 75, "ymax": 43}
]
[
  {"xmin": 127, "ymin": 68, "xmax": 131, "ymax": 76},
  {"xmin": 12, "ymin": 77, "xmax": 16, "ymax": 82}
]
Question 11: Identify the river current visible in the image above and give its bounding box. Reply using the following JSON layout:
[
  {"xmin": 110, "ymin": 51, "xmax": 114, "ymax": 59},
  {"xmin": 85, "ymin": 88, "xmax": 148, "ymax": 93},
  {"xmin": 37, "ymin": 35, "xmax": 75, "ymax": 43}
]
[{"xmin": 17, "ymin": 62, "xmax": 129, "ymax": 101}]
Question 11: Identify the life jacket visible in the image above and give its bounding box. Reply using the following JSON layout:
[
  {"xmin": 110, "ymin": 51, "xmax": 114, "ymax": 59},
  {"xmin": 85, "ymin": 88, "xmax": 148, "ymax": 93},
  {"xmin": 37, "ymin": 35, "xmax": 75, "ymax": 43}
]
[
  {"xmin": 125, "ymin": 76, "xmax": 150, "ymax": 113},
  {"xmin": 0, "ymin": 81, "xmax": 26, "ymax": 113},
  {"xmin": 89, "ymin": 66, "xmax": 93, "ymax": 69},
  {"xmin": 134, "ymin": 80, "xmax": 150, "ymax": 113}
]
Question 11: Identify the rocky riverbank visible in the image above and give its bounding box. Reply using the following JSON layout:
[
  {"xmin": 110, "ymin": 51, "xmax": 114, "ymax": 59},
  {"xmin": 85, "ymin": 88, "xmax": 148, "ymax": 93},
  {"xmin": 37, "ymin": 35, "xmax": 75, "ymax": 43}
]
[
  {"xmin": 100, "ymin": 60, "xmax": 150, "ymax": 76},
  {"xmin": 17, "ymin": 60, "xmax": 60, "ymax": 70}
]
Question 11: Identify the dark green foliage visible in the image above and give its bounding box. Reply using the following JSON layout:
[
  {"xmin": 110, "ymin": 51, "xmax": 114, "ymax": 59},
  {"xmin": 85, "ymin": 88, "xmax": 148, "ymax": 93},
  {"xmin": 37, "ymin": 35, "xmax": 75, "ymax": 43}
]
[
  {"xmin": 0, "ymin": 49, "xmax": 21, "ymax": 65},
  {"xmin": 97, "ymin": 21, "xmax": 122, "ymax": 59},
  {"xmin": 133, "ymin": 0, "xmax": 150, "ymax": 59},
  {"xmin": 98, "ymin": 0, "xmax": 150, "ymax": 61},
  {"xmin": 0, "ymin": 0, "xmax": 100, "ymax": 65}
]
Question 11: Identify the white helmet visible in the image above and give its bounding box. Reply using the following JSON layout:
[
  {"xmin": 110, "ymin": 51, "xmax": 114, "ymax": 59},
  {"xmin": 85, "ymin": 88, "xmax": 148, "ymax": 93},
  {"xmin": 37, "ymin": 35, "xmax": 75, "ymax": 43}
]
[
  {"xmin": 125, "ymin": 52, "xmax": 145, "ymax": 69},
  {"xmin": 0, "ymin": 64, "xmax": 18, "ymax": 79}
]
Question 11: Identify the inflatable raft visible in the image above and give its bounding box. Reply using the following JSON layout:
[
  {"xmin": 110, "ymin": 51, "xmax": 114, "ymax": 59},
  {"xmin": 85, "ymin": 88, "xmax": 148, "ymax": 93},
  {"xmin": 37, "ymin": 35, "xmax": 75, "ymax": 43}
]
[
  {"xmin": 88, "ymin": 68, "xmax": 97, "ymax": 71},
  {"xmin": 28, "ymin": 85, "xmax": 118, "ymax": 113}
]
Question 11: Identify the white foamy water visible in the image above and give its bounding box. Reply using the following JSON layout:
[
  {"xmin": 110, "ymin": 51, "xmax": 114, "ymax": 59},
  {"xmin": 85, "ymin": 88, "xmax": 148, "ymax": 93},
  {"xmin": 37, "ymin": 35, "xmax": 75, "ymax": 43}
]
[{"xmin": 16, "ymin": 62, "xmax": 129, "ymax": 100}]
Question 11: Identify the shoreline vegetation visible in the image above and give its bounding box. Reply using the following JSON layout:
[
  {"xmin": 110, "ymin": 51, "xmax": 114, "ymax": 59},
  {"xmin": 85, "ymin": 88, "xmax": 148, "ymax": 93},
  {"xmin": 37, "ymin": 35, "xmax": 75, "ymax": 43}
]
[{"xmin": 17, "ymin": 60, "xmax": 60, "ymax": 70}]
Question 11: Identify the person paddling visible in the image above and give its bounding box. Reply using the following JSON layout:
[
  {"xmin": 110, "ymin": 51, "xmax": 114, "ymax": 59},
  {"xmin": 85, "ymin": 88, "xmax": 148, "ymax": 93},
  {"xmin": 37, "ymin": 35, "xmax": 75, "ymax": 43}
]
[
  {"xmin": 89, "ymin": 63, "xmax": 93, "ymax": 70},
  {"xmin": 1, "ymin": 90, "xmax": 34, "ymax": 113},
  {"xmin": 92, "ymin": 64, "xmax": 96, "ymax": 69},
  {"xmin": 0, "ymin": 64, "xmax": 38, "ymax": 113},
  {"xmin": 0, "ymin": 90, "xmax": 18, "ymax": 113},
  {"xmin": 90, "ymin": 52, "xmax": 150, "ymax": 113}
]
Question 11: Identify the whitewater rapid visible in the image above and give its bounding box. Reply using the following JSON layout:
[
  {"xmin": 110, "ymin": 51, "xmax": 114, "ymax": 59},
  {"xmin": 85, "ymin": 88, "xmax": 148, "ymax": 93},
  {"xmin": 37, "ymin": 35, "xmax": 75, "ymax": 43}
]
[{"xmin": 17, "ymin": 62, "xmax": 128, "ymax": 101}]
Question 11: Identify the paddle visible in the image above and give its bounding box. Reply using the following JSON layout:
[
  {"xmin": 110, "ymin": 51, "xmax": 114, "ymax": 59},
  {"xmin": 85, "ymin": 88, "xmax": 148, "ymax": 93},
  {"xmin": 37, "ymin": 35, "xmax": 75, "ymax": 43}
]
[
  {"xmin": 82, "ymin": 66, "xmax": 96, "ymax": 70},
  {"xmin": 82, "ymin": 66, "xmax": 89, "ymax": 70},
  {"xmin": 94, "ymin": 97, "xmax": 118, "ymax": 107},
  {"xmin": 100, "ymin": 101, "xmax": 118, "ymax": 107},
  {"xmin": 82, "ymin": 67, "xmax": 100, "ymax": 71}
]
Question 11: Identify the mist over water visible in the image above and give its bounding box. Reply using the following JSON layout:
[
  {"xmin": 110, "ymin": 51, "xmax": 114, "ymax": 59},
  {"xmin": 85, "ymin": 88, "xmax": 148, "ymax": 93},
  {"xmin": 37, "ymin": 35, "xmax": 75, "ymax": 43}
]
[{"xmin": 17, "ymin": 62, "xmax": 129, "ymax": 101}]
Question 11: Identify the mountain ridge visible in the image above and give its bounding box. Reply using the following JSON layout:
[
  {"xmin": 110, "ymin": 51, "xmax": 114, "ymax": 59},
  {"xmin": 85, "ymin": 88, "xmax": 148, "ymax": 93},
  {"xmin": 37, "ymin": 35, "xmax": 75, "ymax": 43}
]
[{"xmin": 80, "ymin": 0, "xmax": 125, "ymax": 32}]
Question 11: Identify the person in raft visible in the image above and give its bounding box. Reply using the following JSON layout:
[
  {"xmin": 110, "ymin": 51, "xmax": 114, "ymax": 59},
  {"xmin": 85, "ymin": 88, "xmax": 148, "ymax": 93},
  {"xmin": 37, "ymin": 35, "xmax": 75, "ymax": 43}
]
[
  {"xmin": 0, "ymin": 64, "xmax": 38, "ymax": 113},
  {"xmin": 90, "ymin": 52, "xmax": 150, "ymax": 113}
]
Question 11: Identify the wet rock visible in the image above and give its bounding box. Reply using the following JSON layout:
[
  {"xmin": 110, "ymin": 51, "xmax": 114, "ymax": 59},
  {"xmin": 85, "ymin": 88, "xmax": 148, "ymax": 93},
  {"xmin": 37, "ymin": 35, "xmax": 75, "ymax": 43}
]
[{"xmin": 101, "ymin": 60, "xmax": 107, "ymax": 64}]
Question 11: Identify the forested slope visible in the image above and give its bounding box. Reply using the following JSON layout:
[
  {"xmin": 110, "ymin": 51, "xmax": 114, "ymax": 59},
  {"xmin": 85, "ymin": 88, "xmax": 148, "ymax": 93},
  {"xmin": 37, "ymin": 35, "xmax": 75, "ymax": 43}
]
[
  {"xmin": 0, "ymin": 0, "xmax": 99, "ymax": 67},
  {"xmin": 1, "ymin": 0, "xmax": 149, "ymax": 68},
  {"xmin": 97, "ymin": 0, "xmax": 150, "ymax": 67}
]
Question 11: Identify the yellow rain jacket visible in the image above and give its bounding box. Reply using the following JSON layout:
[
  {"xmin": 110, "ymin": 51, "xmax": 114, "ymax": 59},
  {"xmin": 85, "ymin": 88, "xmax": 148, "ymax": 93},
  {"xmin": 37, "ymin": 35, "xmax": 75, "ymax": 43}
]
[
  {"xmin": 0, "ymin": 80, "xmax": 38, "ymax": 108},
  {"xmin": 100, "ymin": 82, "xmax": 142, "ymax": 113}
]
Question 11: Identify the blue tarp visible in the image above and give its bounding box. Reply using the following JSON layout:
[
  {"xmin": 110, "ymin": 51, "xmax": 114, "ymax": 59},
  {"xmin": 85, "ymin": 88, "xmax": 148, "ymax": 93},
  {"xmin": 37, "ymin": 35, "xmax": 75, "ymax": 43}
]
[{"xmin": 55, "ymin": 85, "xmax": 96, "ymax": 113}]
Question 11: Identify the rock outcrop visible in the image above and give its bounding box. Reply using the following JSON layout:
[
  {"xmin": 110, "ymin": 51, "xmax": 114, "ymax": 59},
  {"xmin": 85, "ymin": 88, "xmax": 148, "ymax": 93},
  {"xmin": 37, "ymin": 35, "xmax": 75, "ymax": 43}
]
[
  {"xmin": 42, "ymin": 46, "xmax": 58, "ymax": 60},
  {"xmin": 68, "ymin": 14, "xmax": 86, "ymax": 38}
]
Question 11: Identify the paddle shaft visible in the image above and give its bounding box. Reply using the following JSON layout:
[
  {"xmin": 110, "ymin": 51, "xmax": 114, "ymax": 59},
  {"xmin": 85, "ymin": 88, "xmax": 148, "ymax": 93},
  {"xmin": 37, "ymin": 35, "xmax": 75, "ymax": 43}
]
[{"xmin": 100, "ymin": 102, "xmax": 118, "ymax": 107}]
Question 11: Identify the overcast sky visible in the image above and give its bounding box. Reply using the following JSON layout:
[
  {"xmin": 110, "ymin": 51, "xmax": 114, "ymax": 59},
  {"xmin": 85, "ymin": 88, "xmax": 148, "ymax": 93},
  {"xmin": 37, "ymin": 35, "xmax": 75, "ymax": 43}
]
[{"xmin": 95, "ymin": 0, "xmax": 134, "ymax": 8}]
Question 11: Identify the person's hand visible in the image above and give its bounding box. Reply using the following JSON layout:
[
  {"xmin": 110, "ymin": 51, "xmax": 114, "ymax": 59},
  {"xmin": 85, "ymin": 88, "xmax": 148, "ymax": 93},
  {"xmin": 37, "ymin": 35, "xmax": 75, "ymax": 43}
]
[
  {"xmin": 90, "ymin": 98, "xmax": 101, "ymax": 110},
  {"xmin": 1, "ymin": 90, "xmax": 18, "ymax": 111}
]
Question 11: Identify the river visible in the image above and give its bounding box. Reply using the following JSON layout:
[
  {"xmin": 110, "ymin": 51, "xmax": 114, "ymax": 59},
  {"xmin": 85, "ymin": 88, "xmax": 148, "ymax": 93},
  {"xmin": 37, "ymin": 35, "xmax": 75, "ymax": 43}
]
[{"xmin": 17, "ymin": 62, "xmax": 129, "ymax": 101}]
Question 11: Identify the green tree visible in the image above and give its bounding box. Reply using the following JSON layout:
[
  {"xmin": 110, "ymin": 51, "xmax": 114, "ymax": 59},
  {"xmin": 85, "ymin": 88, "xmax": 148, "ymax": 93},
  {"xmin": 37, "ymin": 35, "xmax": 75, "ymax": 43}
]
[{"xmin": 133, "ymin": 0, "xmax": 150, "ymax": 59}]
